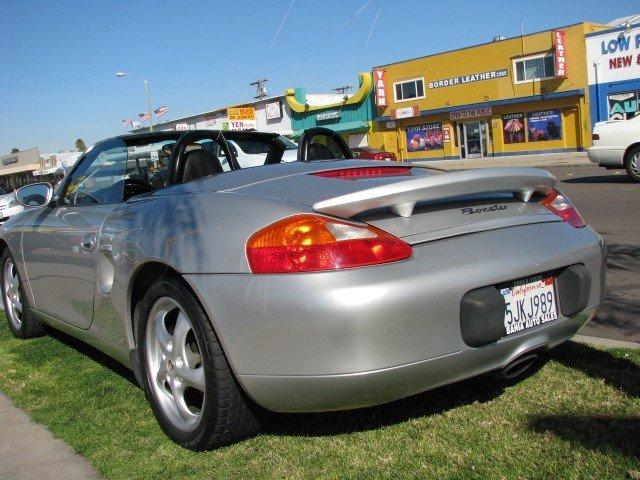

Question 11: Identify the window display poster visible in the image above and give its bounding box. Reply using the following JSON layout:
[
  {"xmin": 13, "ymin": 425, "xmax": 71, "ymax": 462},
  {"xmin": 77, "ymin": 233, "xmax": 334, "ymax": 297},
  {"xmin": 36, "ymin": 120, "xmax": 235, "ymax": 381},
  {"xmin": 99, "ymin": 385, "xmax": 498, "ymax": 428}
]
[
  {"xmin": 502, "ymin": 113, "xmax": 525, "ymax": 143},
  {"xmin": 405, "ymin": 122, "xmax": 444, "ymax": 151},
  {"xmin": 527, "ymin": 109, "xmax": 562, "ymax": 142},
  {"xmin": 608, "ymin": 92, "xmax": 639, "ymax": 121}
]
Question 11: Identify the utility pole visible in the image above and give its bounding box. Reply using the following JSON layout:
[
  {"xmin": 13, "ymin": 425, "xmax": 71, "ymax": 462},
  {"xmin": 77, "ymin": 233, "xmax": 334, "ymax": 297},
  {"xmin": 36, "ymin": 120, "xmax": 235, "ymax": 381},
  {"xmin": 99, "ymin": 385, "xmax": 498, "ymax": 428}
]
[{"xmin": 249, "ymin": 78, "xmax": 270, "ymax": 99}]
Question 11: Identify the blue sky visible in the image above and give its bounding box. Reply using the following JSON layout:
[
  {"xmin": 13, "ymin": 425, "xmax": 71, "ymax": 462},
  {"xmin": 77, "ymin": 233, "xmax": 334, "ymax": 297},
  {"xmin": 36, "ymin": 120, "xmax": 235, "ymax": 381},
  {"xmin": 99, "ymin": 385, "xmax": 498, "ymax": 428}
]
[{"xmin": 0, "ymin": 0, "xmax": 637, "ymax": 153}]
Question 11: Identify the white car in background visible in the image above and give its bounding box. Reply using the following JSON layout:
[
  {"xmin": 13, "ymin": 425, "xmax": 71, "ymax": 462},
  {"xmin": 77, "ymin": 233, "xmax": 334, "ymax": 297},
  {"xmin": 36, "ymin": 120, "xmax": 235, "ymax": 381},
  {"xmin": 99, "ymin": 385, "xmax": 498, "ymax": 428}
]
[
  {"xmin": 0, "ymin": 190, "xmax": 26, "ymax": 224},
  {"xmin": 223, "ymin": 136, "xmax": 298, "ymax": 168},
  {"xmin": 588, "ymin": 115, "xmax": 640, "ymax": 182}
]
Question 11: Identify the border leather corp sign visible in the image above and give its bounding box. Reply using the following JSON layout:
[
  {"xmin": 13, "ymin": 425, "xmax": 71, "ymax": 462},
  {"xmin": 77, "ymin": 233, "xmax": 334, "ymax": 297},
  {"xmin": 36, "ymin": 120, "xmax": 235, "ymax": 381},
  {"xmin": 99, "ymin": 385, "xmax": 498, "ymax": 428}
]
[
  {"xmin": 428, "ymin": 69, "xmax": 508, "ymax": 89},
  {"xmin": 553, "ymin": 29, "xmax": 568, "ymax": 78},
  {"xmin": 373, "ymin": 69, "xmax": 387, "ymax": 107}
]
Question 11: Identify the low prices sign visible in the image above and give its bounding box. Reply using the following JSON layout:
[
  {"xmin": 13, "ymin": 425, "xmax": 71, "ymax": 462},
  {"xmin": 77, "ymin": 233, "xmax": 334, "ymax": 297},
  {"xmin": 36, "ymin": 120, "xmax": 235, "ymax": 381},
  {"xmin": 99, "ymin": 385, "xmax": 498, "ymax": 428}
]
[
  {"xmin": 227, "ymin": 107, "xmax": 256, "ymax": 131},
  {"xmin": 553, "ymin": 29, "xmax": 568, "ymax": 78},
  {"xmin": 373, "ymin": 68, "xmax": 387, "ymax": 107}
]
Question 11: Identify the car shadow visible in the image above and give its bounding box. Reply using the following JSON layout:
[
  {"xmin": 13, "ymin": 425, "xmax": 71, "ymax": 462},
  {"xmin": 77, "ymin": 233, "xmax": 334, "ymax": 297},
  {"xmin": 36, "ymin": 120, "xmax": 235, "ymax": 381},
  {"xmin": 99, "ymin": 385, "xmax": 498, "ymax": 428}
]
[
  {"xmin": 262, "ymin": 373, "xmax": 508, "ymax": 437},
  {"xmin": 561, "ymin": 173, "xmax": 633, "ymax": 184},
  {"xmin": 527, "ymin": 414, "xmax": 640, "ymax": 459},
  {"xmin": 549, "ymin": 341, "xmax": 640, "ymax": 399},
  {"xmin": 7, "ymin": 326, "xmax": 139, "ymax": 387}
]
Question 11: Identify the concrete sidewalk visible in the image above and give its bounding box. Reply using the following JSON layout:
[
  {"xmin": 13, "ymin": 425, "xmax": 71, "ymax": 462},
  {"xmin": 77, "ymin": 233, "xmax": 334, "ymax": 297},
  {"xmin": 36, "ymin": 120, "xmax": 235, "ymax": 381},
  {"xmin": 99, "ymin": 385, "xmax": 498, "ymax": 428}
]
[
  {"xmin": 410, "ymin": 151, "xmax": 591, "ymax": 170},
  {"xmin": 0, "ymin": 392, "xmax": 100, "ymax": 480}
]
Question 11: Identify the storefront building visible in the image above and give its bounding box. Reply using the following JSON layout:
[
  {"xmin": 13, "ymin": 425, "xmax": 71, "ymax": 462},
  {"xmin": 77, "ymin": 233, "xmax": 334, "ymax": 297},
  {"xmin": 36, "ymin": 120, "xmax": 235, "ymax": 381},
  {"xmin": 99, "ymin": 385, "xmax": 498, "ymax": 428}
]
[
  {"xmin": 0, "ymin": 148, "xmax": 41, "ymax": 191},
  {"xmin": 370, "ymin": 22, "xmax": 607, "ymax": 161},
  {"xmin": 285, "ymin": 72, "xmax": 374, "ymax": 148},
  {"xmin": 140, "ymin": 94, "xmax": 293, "ymax": 136},
  {"xmin": 586, "ymin": 21, "xmax": 640, "ymax": 125}
]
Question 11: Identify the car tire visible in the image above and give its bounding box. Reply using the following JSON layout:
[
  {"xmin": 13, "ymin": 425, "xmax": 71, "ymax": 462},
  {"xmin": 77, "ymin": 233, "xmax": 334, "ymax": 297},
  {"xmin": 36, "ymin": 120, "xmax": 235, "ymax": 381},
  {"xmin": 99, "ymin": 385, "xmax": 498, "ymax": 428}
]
[
  {"xmin": 0, "ymin": 249, "xmax": 45, "ymax": 339},
  {"xmin": 137, "ymin": 276, "xmax": 260, "ymax": 450},
  {"xmin": 625, "ymin": 146, "xmax": 640, "ymax": 182}
]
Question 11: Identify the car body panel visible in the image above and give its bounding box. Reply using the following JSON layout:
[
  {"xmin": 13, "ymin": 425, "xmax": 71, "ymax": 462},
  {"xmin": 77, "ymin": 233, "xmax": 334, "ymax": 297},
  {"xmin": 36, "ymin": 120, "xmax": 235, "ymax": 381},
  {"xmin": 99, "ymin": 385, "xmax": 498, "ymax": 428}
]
[
  {"xmin": 21, "ymin": 204, "xmax": 116, "ymax": 328},
  {"xmin": 588, "ymin": 115, "xmax": 640, "ymax": 166}
]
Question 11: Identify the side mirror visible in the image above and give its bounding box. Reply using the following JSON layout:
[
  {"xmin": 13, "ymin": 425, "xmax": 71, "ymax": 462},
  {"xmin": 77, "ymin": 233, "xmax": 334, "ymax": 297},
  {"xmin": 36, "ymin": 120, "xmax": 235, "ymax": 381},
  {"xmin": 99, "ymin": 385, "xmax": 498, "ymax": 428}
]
[{"xmin": 15, "ymin": 183, "xmax": 53, "ymax": 207}]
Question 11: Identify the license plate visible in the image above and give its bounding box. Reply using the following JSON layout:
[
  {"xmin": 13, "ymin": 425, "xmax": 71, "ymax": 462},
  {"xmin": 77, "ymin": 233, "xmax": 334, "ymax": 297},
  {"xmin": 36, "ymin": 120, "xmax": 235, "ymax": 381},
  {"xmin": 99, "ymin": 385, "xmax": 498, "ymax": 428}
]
[{"xmin": 501, "ymin": 275, "xmax": 558, "ymax": 335}]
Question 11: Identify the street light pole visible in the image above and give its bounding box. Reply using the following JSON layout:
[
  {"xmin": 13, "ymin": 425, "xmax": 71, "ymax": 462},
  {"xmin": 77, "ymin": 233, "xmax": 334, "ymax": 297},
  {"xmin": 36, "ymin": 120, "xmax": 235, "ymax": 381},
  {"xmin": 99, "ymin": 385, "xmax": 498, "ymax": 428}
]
[{"xmin": 116, "ymin": 71, "xmax": 154, "ymax": 132}]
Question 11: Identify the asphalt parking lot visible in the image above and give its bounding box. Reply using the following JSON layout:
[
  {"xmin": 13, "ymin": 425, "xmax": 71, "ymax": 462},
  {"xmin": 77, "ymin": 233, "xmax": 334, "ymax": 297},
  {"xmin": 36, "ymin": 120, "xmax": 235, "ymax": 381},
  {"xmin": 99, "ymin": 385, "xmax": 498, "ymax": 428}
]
[{"xmin": 545, "ymin": 164, "xmax": 640, "ymax": 343}]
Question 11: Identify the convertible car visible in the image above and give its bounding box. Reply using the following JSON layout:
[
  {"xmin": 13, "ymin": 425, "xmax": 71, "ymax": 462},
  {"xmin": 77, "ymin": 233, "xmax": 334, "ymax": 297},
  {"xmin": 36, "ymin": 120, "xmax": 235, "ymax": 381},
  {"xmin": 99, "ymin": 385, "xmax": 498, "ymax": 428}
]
[{"xmin": 0, "ymin": 128, "xmax": 605, "ymax": 450}]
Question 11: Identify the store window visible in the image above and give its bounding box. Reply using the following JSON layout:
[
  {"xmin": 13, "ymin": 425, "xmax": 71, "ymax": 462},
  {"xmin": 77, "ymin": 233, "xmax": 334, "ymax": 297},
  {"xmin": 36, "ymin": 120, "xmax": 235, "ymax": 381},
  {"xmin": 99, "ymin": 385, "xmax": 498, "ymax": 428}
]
[
  {"xmin": 608, "ymin": 91, "xmax": 640, "ymax": 120},
  {"xmin": 513, "ymin": 53, "xmax": 555, "ymax": 83},
  {"xmin": 394, "ymin": 78, "xmax": 425, "ymax": 102}
]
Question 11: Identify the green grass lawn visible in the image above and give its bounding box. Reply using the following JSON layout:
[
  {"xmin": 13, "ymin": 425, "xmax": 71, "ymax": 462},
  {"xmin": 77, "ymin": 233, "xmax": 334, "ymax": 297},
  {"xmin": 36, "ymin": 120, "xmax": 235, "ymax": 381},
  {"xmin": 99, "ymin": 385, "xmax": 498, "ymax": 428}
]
[{"xmin": 0, "ymin": 316, "xmax": 638, "ymax": 480}]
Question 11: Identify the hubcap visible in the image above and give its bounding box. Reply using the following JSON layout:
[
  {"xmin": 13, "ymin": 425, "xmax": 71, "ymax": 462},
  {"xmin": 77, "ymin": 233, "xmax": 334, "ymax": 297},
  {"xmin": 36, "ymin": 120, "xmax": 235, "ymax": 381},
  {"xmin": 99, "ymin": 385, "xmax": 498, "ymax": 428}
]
[
  {"xmin": 145, "ymin": 297, "xmax": 205, "ymax": 432},
  {"xmin": 631, "ymin": 152, "xmax": 640, "ymax": 177},
  {"xmin": 3, "ymin": 259, "xmax": 23, "ymax": 330}
]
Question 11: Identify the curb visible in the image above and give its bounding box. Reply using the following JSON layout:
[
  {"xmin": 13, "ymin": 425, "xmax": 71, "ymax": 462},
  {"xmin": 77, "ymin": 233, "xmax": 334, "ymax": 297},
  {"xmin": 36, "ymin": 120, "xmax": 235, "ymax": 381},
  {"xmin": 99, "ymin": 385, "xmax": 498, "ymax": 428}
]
[{"xmin": 571, "ymin": 335, "xmax": 640, "ymax": 350}]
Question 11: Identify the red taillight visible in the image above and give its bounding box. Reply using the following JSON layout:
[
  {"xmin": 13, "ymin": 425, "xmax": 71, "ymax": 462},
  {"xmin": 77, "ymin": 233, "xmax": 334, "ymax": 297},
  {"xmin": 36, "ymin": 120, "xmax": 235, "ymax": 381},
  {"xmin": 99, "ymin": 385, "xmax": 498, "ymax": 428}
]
[
  {"xmin": 540, "ymin": 189, "xmax": 586, "ymax": 228},
  {"xmin": 312, "ymin": 166, "xmax": 412, "ymax": 180},
  {"xmin": 246, "ymin": 214, "xmax": 412, "ymax": 273},
  {"xmin": 373, "ymin": 153, "xmax": 384, "ymax": 160}
]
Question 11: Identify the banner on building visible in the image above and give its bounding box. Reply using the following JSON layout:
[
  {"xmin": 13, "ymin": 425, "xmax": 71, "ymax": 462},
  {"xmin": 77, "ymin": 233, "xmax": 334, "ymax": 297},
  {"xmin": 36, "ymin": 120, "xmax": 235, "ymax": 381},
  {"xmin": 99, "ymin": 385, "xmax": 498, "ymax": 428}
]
[
  {"xmin": 450, "ymin": 107, "xmax": 492, "ymax": 120},
  {"xmin": 405, "ymin": 123, "xmax": 444, "ymax": 152},
  {"xmin": 553, "ymin": 29, "xmax": 568, "ymax": 78},
  {"xmin": 527, "ymin": 110, "xmax": 562, "ymax": 142},
  {"xmin": 175, "ymin": 123, "xmax": 189, "ymax": 131},
  {"xmin": 391, "ymin": 105, "xmax": 419, "ymax": 119},
  {"xmin": 227, "ymin": 107, "xmax": 256, "ymax": 130},
  {"xmin": 265, "ymin": 101, "xmax": 282, "ymax": 120},
  {"xmin": 502, "ymin": 113, "xmax": 525, "ymax": 144},
  {"xmin": 373, "ymin": 69, "xmax": 387, "ymax": 107}
]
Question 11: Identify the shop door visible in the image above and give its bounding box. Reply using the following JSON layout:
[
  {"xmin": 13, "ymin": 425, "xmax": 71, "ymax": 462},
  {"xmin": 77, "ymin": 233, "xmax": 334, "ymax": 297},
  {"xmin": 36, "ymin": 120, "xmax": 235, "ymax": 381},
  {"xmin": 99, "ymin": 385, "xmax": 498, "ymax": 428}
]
[{"xmin": 463, "ymin": 121, "xmax": 484, "ymax": 158}]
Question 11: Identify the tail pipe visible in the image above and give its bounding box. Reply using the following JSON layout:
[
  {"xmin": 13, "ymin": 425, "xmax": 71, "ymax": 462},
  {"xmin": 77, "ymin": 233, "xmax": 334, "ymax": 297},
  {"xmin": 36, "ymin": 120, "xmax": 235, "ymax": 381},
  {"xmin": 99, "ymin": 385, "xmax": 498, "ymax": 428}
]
[{"xmin": 499, "ymin": 346, "xmax": 547, "ymax": 380}]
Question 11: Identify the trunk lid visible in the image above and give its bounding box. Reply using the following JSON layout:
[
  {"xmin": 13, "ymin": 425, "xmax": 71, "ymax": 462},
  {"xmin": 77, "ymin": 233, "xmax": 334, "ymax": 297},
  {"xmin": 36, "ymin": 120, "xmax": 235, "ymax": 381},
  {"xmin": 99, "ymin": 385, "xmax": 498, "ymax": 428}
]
[{"xmin": 224, "ymin": 162, "xmax": 561, "ymax": 244}]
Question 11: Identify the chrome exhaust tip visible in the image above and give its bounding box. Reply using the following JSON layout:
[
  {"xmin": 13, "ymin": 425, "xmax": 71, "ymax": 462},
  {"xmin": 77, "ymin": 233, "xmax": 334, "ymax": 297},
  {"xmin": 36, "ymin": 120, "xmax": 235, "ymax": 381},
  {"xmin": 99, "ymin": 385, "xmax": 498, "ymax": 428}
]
[{"xmin": 499, "ymin": 351, "xmax": 542, "ymax": 380}]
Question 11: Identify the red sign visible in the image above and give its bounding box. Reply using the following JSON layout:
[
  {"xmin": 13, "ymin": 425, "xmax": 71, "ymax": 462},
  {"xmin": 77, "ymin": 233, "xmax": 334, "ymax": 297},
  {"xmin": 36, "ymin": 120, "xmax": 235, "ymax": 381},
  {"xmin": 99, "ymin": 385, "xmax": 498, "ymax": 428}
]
[
  {"xmin": 373, "ymin": 69, "xmax": 387, "ymax": 107},
  {"xmin": 553, "ymin": 29, "xmax": 568, "ymax": 78}
]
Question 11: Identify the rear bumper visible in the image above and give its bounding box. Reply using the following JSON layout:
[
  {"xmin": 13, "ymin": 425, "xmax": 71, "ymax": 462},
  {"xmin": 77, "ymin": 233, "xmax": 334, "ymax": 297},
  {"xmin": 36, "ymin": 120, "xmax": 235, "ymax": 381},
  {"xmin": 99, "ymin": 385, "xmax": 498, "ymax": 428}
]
[
  {"xmin": 238, "ymin": 306, "xmax": 595, "ymax": 412},
  {"xmin": 587, "ymin": 146, "xmax": 625, "ymax": 166},
  {"xmin": 185, "ymin": 221, "xmax": 605, "ymax": 412}
]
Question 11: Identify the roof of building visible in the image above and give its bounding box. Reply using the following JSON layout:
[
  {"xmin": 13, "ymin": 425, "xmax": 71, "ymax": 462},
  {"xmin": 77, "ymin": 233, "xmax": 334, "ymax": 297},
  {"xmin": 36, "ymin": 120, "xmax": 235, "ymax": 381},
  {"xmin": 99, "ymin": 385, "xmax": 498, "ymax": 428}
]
[{"xmin": 373, "ymin": 21, "xmax": 607, "ymax": 69}]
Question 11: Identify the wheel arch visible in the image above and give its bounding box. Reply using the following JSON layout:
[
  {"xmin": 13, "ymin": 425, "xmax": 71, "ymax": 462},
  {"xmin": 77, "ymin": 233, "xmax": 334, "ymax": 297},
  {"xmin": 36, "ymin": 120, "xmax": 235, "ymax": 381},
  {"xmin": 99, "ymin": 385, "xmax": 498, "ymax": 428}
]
[
  {"xmin": 126, "ymin": 259, "xmax": 256, "ymax": 406},
  {"xmin": 623, "ymin": 142, "xmax": 640, "ymax": 163}
]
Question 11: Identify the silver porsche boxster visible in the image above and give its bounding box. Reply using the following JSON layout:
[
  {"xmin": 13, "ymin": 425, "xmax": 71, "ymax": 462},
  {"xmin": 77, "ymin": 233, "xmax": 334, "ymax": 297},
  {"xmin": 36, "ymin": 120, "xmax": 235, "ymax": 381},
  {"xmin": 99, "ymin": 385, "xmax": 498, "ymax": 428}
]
[{"xmin": 0, "ymin": 128, "xmax": 605, "ymax": 449}]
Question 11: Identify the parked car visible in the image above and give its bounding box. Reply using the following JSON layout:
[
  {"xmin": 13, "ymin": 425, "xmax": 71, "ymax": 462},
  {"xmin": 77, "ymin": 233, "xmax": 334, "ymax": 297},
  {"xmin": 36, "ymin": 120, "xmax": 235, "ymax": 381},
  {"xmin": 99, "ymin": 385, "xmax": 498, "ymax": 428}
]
[
  {"xmin": 0, "ymin": 127, "xmax": 605, "ymax": 450},
  {"xmin": 221, "ymin": 135, "xmax": 298, "ymax": 168},
  {"xmin": 587, "ymin": 115, "xmax": 640, "ymax": 182},
  {"xmin": 352, "ymin": 146, "xmax": 397, "ymax": 161}
]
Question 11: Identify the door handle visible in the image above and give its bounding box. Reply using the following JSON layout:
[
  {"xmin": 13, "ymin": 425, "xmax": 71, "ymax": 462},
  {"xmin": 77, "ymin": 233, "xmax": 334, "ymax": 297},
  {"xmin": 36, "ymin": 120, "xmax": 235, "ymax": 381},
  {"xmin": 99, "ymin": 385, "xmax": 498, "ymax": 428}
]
[{"xmin": 80, "ymin": 234, "xmax": 97, "ymax": 252}]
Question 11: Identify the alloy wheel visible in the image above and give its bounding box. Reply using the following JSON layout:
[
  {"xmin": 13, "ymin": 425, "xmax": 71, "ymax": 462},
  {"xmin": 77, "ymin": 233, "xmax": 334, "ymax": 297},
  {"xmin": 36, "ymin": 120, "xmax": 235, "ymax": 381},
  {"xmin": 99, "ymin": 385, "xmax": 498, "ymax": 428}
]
[
  {"xmin": 145, "ymin": 296, "xmax": 206, "ymax": 432},
  {"xmin": 3, "ymin": 258, "xmax": 23, "ymax": 330},
  {"xmin": 630, "ymin": 152, "xmax": 640, "ymax": 177}
]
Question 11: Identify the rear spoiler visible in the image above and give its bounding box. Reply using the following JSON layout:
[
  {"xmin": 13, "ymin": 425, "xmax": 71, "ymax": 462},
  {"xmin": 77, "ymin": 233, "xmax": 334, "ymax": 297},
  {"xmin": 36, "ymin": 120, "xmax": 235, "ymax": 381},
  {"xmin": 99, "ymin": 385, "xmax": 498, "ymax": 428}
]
[{"xmin": 313, "ymin": 167, "xmax": 556, "ymax": 218}]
